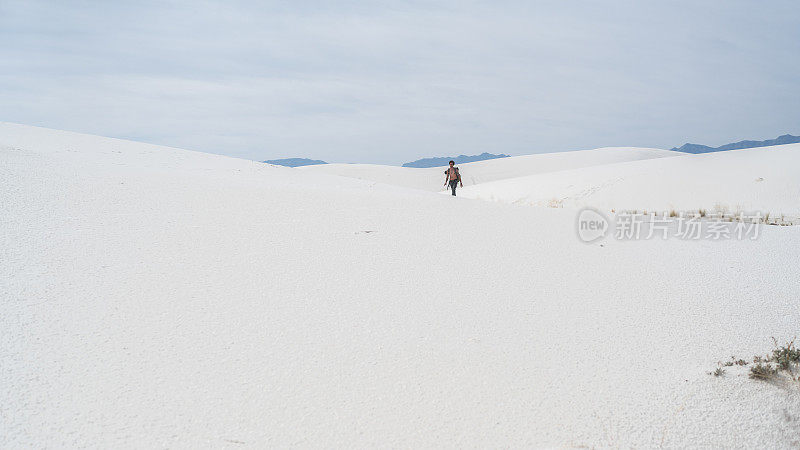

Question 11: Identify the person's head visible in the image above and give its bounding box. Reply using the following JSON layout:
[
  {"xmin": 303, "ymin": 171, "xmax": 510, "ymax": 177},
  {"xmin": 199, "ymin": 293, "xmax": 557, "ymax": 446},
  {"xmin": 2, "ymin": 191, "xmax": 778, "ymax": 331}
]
[{"xmin": 449, "ymin": 160, "xmax": 455, "ymax": 166}]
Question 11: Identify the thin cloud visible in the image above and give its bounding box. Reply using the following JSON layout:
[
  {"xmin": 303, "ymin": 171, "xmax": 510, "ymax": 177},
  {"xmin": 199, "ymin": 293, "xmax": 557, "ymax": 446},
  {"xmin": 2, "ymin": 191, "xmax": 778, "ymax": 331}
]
[{"xmin": 1, "ymin": 0, "xmax": 799, "ymax": 164}]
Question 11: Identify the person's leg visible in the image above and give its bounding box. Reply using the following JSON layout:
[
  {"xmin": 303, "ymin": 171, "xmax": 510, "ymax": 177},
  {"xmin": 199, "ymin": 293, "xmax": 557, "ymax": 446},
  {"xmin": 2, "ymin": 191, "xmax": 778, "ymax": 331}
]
[{"xmin": 450, "ymin": 180, "xmax": 457, "ymax": 196}]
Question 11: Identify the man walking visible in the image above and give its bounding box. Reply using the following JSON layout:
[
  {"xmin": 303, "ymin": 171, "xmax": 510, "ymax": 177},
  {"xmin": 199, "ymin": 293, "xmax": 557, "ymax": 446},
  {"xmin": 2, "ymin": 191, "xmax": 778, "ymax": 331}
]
[{"xmin": 443, "ymin": 160, "xmax": 463, "ymax": 196}]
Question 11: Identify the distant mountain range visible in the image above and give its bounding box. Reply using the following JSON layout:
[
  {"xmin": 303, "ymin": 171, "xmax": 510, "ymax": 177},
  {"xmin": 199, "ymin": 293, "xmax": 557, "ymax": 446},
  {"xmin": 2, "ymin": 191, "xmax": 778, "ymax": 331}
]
[
  {"xmin": 263, "ymin": 158, "xmax": 327, "ymax": 167},
  {"xmin": 402, "ymin": 152, "xmax": 510, "ymax": 168},
  {"xmin": 672, "ymin": 134, "xmax": 800, "ymax": 154},
  {"xmin": 263, "ymin": 135, "xmax": 800, "ymax": 166}
]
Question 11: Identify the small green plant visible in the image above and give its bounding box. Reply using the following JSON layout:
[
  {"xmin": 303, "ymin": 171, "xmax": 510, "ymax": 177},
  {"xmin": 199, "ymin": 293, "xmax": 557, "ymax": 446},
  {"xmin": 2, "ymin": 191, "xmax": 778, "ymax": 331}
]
[
  {"xmin": 722, "ymin": 356, "xmax": 748, "ymax": 367},
  {"xmin": 716, "ymin": 336, "xmax": 799, "ymax": 384},
  {"xmin": 749, "ymin": 363, "xmax": 778, "ymax": 380},
  {"xmin": 770, "ymin": 338, "xmax": 800, "ymax": 371}
]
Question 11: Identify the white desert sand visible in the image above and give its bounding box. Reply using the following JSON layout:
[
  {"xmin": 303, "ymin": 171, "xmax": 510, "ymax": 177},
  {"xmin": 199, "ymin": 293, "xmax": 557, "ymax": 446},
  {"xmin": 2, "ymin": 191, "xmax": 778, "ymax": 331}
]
[
  {"xmin": 458, "ymin": 143, "xmax": 800, "ymax": 223},
  {"xmin": 299, "ymin": 147, "xmax": 680, "ymax": 192},
  {"xmin": 2, "ymin": 122, "xmax": 799, "ymax": 448}
]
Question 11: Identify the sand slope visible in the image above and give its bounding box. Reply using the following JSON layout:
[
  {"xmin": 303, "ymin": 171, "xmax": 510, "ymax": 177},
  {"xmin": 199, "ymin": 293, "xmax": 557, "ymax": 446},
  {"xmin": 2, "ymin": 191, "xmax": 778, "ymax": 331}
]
[
  {"xmin": 299, "ymin": 147, "xmax": 679, "ymax": 192},
  {"xmin": 2, "ymin": 123, "xmax": 800, "ymax": 448},
  {"xmin": 458, "ymin": 143, "xmax": 800, "ymax": 222}
]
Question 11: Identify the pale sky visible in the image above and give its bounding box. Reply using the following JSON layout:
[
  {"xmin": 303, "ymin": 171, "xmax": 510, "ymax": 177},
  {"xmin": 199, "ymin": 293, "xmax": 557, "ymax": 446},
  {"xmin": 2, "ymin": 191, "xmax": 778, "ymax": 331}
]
[{"xmin": 1, "ymin": 0, "xmax": 798, "ymax": 164}]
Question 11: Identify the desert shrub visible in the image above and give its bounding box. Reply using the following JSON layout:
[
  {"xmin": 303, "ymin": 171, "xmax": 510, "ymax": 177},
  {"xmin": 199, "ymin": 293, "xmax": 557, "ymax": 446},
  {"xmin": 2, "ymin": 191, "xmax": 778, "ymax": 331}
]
[
  {"xmin": 749, "ymin": 363, "xmax": 778, "ymax": 380},
  {"xmin": 715, "ymin": 337, "xmax": 799, "ymax": 384},
  {"xmin": 770, "ymin": 338, "xmax": 800, "ymax": 371}
]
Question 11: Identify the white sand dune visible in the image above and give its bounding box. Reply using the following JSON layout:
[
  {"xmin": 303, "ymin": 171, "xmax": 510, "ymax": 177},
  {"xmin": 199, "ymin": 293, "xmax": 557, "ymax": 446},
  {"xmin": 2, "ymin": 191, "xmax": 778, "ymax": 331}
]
[
  {"xmin": 458, "ymin": 143, "xmax": 800, "ymax": 222},
  {"xmin": 299, "ymin": 147, "xmax": 679, "ymax": 192},
  {"xmin": 3, "ymin": 122, "xmax": 800, "ymax": 448}
]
